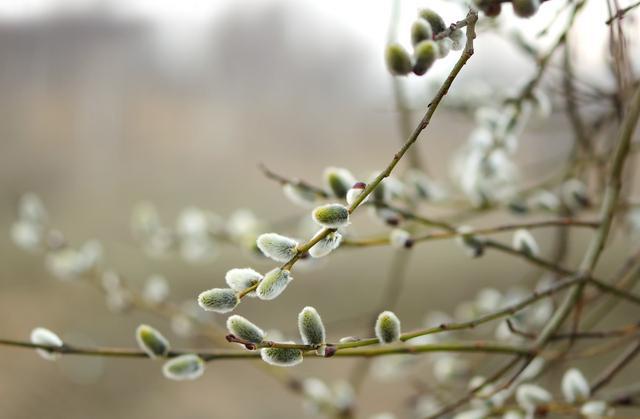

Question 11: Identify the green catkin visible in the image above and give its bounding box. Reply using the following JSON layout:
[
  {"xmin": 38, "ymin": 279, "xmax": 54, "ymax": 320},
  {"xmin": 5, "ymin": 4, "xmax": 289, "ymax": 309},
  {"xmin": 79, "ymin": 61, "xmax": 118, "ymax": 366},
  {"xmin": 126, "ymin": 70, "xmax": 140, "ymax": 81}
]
[
  {"xmin": 418, "ymin": 9, "xmax": 446, "ymax": 34},
  {"xmin": 384, "ymin": 44, "xmax": 413, "ymax": 76},
  {"xmin": 312, "ymin": 204, "xmax": 350, "ymax": 228},
  {"xmin": 375, "ymin": 311, "xmax": 401, "ymax": 344},
  {"xmin": 512, "ymin": 0, "xmax": 540, "ymax": 18},
  {"xmin": 261, "ymin": 346, "xmax": 304, "ymax": 367},
  {"xmin": 135, "ymin": 324, "xmax": 170, "ymax": 358},
  {"xmin": 256, "ymin": 268, "xmax": 292, "ymax": 300},
  {"xmin": 197, "ymin": 288, "xmax": 239, "ymax": 313},
  {"xmin": 256, "ymin": 233, "xmax": 298, "ymax": 262},
  {"xmin": 411, "ymin": 19, "xmax": 433, "ymax": 46},
  {"xmin": 298, "ymin": 306, "xmax": 326, "ymax": 347},
  {"xmin": 226, "ymin": 315, "xmax": 265, "ymax": 344},
  {"xmin": 323, "ymin": 167, "xmax": 356, "ymax": 198},
  {"xmin": 413, "ymin": 41, "xmax": 437, "ymax": 76},
  {"xmin": 162, "ymin": 354, "xmax": 205, "ymax": 380}
]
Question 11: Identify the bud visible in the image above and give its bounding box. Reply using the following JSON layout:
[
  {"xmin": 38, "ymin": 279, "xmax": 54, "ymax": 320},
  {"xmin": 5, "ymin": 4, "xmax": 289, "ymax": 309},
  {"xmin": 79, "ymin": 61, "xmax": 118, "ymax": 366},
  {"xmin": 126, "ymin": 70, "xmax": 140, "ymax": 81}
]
[
  {"xmin": 418, "ymin": 9, "xmax": 446, "ymax": 34},
  {"xmin": 375, "ymin": 311, "xmax": 401, "ymax": 344},
  {"xmin": 312, "ymin": 204, "xmax": 350, "ymax": 228},
  {"xmin": 512, "ymin": 0, "xmax": 540, "ymax": 18},
  {"xmin": 256, "ymin": 268, "xmax": 292, "ymax": 300},
  {"xmin": 346, "ymin": 182, "xmax": 367, "ymax": 206},
  {"xmin": 308, "ymin": 230, "xmax": 342, "ymax": 258},
  {"xmin": 324, "ymin": 167, "xmax": 356, "ymax": 199},
  {"xmin": 11, "ymin": 220, "xmax": 42, "ymax": 251},
  {"xmin": 413, "ymin": 40, "xmax": 437, "ymax": 76},
  {"xmin": 298, "ymin": 306, "xmax": 326, "ymax": 348},
  {"xmin": 226, "ymin": 315, "xmax": 264, "ymax": 344},
  {"xmin": 411, "ymin": 19, "xmax": 433, "ymax": 46},
  {"xmin": 256, "ymin": 233, "xmax": 299, "ymax": 262},
  {"xmin": 261, "ymin": 344, "xmax": 303, "ymax": 367},
  {"xmin": 528, "ymin": 189, "xmax": 560, "ymax": 211},
  {"xmin": 30, "ymin": 327, "xmax": 63, "ymax": 361},
  {"xmin": 162, "ymin": 354, "xmax": 205, "ymax": 380},
  {"xmin": 580, "ymin": 401, "xmax": 611, "ymax": 418},
  {"xmin": 135, "ymin": 324, "xmax": 170, "ymax": 358},
  {"xmin": 561, "ymin": 368, "xmax": 590, "ymax": 403},
  {"xmin": 142, "ymin": 275, "xmax": 170, "ymax": 305},
  {"xmin": 384, "ymin": 43, "xmax": 413, "ymax": 76},
  {"xmin": 225, "ymin": 268, "xmax": 263, "ymax": 297},
  {"xmin": 435, "ymin": 38, "xmax": 453, "ymax": 59},
  {"xmin": 197, "ymin": 288, "xmax": 239, "ymax": 313},
  {"xmin": 449, "ymin": 29, "xmax": 466, "ymax": 51},
  {"xmin": 515, "ymin": 384, "xmax": 552, "ymax": 410},
  {"xmin": 389, "ymin": 229, "xmax": 413, "ymax": 249},
  {"xmin": 512, "ymin": 229, "xmax": 539, "ymax": 257},
  {"xmin": 474, "ymin": 0, "xmax": 502, "ymax": 16},
  {"xmin": 562, "ymin": 178, "xmax": 590, "ymax": 210},
  {"xmin": 455, "ymin": 226, "xmax": 485, "ymax": 258},
  {"xmin": 283, "ymin": 183, "xmax": 318, "ymax": 208}
]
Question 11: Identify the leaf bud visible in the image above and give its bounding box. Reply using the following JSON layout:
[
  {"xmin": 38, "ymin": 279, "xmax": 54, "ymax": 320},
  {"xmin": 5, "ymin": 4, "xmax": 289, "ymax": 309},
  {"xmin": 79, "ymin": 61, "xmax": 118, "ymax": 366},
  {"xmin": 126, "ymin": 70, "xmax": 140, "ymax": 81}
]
[
  {"xmin": 385, "ymin": 43, "xmax": 413, "ymax": 76},
  {"xmin": 256, "ymin": 233, "xmax": 299, "ymax": 262},
  {"xmin": 411, "ymin": 19, "xmax": 433, "ymax": 46},
  {"xmin": 256, "ymin": 268, "xmax": 292, "ymax": 300},
  {"xmin": 312, "ymin": 204, "xmax": 350, "ymax": 228},
  {"xmin": 298, "ymin": 306, "xmax": 326, "ymax": 348},
  {"xmin": 375, "ymin": 311, "xmax": 401, "ymax": 344},
  {"xmin": 226, "ymin": 315, "xmax": 265, "ymax": 344},
  {"xmin": 261, "ymin": 344, "xmax": 303, "ymax": 367},
  {"xmin": 162, "ymin": 354, "xmax": 205, "ymax": 380},
  {"xmin": 413, "ymin": 40, "xmax": 437, "ymax": 76},
  {"xmin": 225, "ymin": 268, "xmax": 263, "ymax": 297},
  {"xmin": 136, "ymin": 324, "xmax": 170, "ymax": 358},
  {"xmin": 197, "ymin": 288, "xmax": 239, "ymax": 313},
  {"xmin": 418, "ymin": 9, "xmax": 446, "ymax": 34},
  {"xmin": 323, "ymin": 167, "xmax": 356, "ymax": 198}
]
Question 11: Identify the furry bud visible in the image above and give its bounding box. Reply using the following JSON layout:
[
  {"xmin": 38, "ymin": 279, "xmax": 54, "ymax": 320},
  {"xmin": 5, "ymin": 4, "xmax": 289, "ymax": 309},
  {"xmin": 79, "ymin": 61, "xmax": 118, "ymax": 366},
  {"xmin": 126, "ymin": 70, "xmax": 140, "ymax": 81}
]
[
  {"xmin": 435, "ymin": 38, "xmax": 453, "ymax": 58},
  {"xmin": 512, "ymin": 0, "xmax": 540, "ymax": 18},
  {"xmin": 561, "ymin": 368, "xmax": 590, "ymax": 403},
  {"xmin": 162, "ymin": 354, "xmax": 205, "ymax": 380},
  {"xmin": 197, "ymin": 288, "xmax": 239, "ymax": 313},
  {"xmin": 418, "ymin": 9, "xmax": 446, "ymax": 34},
  {"xmin": 516, "ymin": 384, "xmax": 552, "ymax": 410},
  {"xmin": 390, "ymin": 229, "xmax": 413, "ymax": 249},
  {"xmin": 449, "ymin": 29, "xmax": 466, "ymax": 51},
  {"xmin": 580, "ymin": 401, "xmax": 611, "ymax": 418},
  {"xmin": 298, "ymin": 306, "xmax": 326, "ymax": 348},
  {"xmin": 455, "ymin": 226, "xmax": 485, "ymax": 258},
  {"xmin": 30, "ymin": 327, "xmax": 63, "ymax": 361},
  {"xmin": 283, "ymin": 183, "xmax": 318, "ymax": 208},
  {"xmin": 136, "ymin": 324, "xmax": 170, "ymax": 358},
  {"xmin": 411, "ymin": 19, "xmax": 433, "ymax": 46},
  {"xmin": 413, "ymin": 41, "xmax": 437, "ymax": 76},
  {"xmin": 312, "ymin": 204, "xmax": 350, "ymax": 228},
  {"xmin": 308, "ymin": 230, "xmax": 342, "ymax": 258},
  {"xmin": 512, "ymin": 229, "xmax": 539, "ymax": 257},
  {"xmin": 256, "ymin": 268, "xmax": 292, "ymax": 300},
  {"xmin": 562, "ymin": 179, "xmax": 590, "ymax": 210},
  {"xmin": 375, "ymin": 311, "xmax": 401, "ymax": 344},
  {"xmin": 261, "ymin": 344, "xmax": 303, "ymax": 367},
  {"xmin": 225, "ymin": 268, "xmax": 263, "ymax": 297},
  {"xmin": 226, "ymin": 315, "xmax": 265, "ymax": 344},
  {"xmin": 346, "ymin": 182, "xmax": 367, "ymax": 206},
  {"xmin": 324, "ymin": 167, "xmax": 356, "ymax": 199},
  {"xmin": 256, "ymin": 233, "xmax": 299, "ymax": 262},
  {"xmin": 385, "ymin": 43, "xmax": 413, "ymax": 76}
]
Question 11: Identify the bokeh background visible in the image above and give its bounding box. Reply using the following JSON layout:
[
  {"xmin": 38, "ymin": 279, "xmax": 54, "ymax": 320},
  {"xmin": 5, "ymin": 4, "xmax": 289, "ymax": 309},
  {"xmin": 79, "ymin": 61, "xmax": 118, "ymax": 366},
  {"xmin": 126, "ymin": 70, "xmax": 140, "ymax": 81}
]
[{"xmin": 1, "ymin": 0, "xmax": 639, "ymax": 418}]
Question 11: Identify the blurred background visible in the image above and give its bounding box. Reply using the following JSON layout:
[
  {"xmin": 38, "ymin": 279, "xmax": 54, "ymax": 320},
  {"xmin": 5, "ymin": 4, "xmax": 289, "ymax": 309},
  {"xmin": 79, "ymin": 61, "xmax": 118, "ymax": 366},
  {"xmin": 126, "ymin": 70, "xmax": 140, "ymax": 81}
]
[{"xmin": 1, "ymin": 0, "xmax": 639, "ymax": 418}]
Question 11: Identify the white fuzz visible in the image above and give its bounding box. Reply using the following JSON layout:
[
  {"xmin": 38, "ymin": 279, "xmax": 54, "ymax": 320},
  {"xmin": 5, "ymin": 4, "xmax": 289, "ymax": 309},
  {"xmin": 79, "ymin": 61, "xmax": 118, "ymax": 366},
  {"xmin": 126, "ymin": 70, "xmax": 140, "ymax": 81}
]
[
  {"xmin": 516, "ymin": 384, "xmax": 552, "ymax": 411},
  {"xmin": 136, "ymin": 324, "xmax": 170, "ymax": 358},
  {"xmin": 562, "ymin": 178, "xmax": 590, "ymax": 210},
  {"xmin": 561, "ymin": 368, "xmax": 590, "ymax": 403},
  {"xmin": 260, "ymin": 343, "xmax": 303, "ymax": 367},
  {"xmin": 142, "ymin": 275, "xmax": 170, "ymax": 305},
  {"xmin": 389, "ymin": 229, "xmax": 412, "ymax": 249},
  {"xmin": 346, "ymin": 182, "xmax": 368, "ymax": 206},
  {"xmin": 580, "ymin": 401, "xmax": 612, "ymax": 418},
  {"xmin": 197, "ymin": 288, "xmax": 239, "ymax": 313},
  {"xmin": 375, "ymin": 311, "xmax": 401, "ymax": 344},
  {"xmin": 225, "ymin": 268, "xmax": 263, "ymax": 297},
  {"xmin": 308, "ymin": 230, "xmax": 342, "ymax": 258},
  {"xmin": 162, "ymin": 354, "xmax": 205, "ymax": 380},
  {"xmin": 455, "ymin": 226, "xmax": 484, "ymax": 258},
  {"xmin": 312, "ymin": 204, "xmax": 350, "ymax": 228},
  {"xmin": 283, "ymin": 183, "xmax": 318, "ymax": 208},
  {"xmin": 298, "ymin": 306, "xmax": 326, "ymax": 347},
  {"xmin": 19, "ymin": 193, "xmax": 48, "ymax": 224},
  {"xmin": 226, "ymin": 315, "xmax": 264, "ymax": 344},
  {"xmin": 528, "ymin": 189, "xmax": 560, "ymax": 211},
  {"xmin": 256, "ymin": 233, "xmax": 299, "ymax": 262},
  {"xmin": 11, "ymin": 221, "xmax": 42, "ymax": 251},
  {"xmin": 323, "ymin": 167, "xmax": 356, "ymax": 199},
  {"xmin": 512, "ymin": 229, "xmax": 540, "ymax": 257},
  {"xmin": 30, "ymin": 327, "xmax": 63, "ymax": 361},
  {"xmin": 436, "ymin": 38, "xmax": 453, "ymax": 58},
  {"xmin": 256, "ymin": 268, "xmax": 292, "ymax": 300}
]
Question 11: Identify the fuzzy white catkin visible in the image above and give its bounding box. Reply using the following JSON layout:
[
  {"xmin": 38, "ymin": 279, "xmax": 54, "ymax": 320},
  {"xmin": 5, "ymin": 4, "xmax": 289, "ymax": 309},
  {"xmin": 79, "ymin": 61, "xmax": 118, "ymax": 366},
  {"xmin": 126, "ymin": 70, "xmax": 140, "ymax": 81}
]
[
  {"xmin": 256, "ymin": 233, "xmax": 299, "ymax": 262},
  {"xmin": 162, "ymin": 354, "xmax": 205, "ymax": 380},
  {"xmin": 389, "ymin": 229, "xmax": 411, "ymax": 249},
  {"xmin": 324, "ymin": 167, "xmax": 356, "ymax": 199},
  {"xmin": 142, "ymin": 275, "xmax": 170, "ymax": 305},
  {"xmin": 512, "ymin": 229, "xmax": 540, "ymax": 257},
  {"xmin": 312, "ymin": 204, "xmax": 350, "ymax": 228},
  {"xmin": 226, "ymin": 315, "xmax": 264, "ymax": 344},
  {"xmin": 580, "ymin": 401, "xmax": 611, "ymax": 418},
  {"xmin": 561, "ymin": 368, "xmax": 590, "ymax": 403},
  {"xmin": 197, "ymin": 288, "xmax": 238, "ymax": 313},
  {"xmin": 308, "ymin": 230, "xmax": 342, "ymax": 258},
  {"xmin": 225, "ymin": 268, "xmax": 263, "ymax": 297},
  {"xmin": 516, "ymin": 384, "xmax": 552, "ymax": 410},
  {"xmin": 283, "ymin": 183, "xmax": 318, "ymax": 208},
  {"xmin": 298, "ymin": 306, "xmax": 326, "ymax": 347},
  {"xmin": 375, "ymin": 311, "xmax": 401, "ymax": 344},
  {"xmin": 30, "ymin": 327, "xmax": 63, "ymax": 361},
  {"xmin": 260, "ymin": 344, "xmax": 303, "ymax": 367},
  {"xmin": 346, "ymin": 183, "xmax": 367, "ymax": 206},
  {"xmin": 136, "ymin": 324, "xmax": 170, "ymax": 358},
  {"xmin": 256, "ymin": 268, "xmax": 292, "ymax": 300}
]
